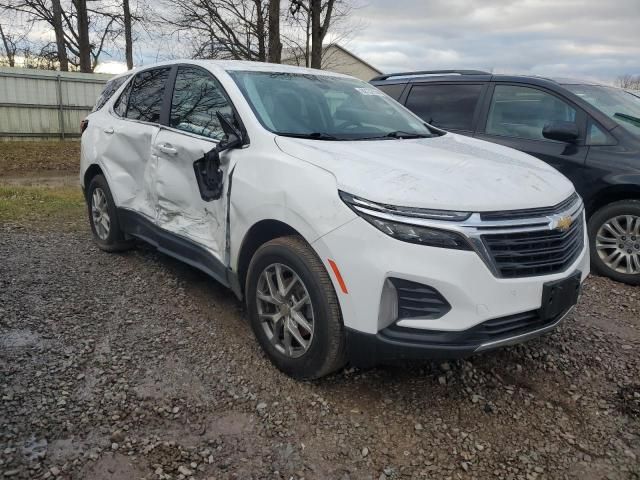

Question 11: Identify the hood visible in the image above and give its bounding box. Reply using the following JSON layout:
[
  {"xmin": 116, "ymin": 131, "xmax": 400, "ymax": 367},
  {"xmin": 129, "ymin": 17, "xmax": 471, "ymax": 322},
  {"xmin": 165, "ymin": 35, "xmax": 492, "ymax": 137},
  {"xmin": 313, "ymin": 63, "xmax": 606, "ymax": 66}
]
[{"xmin": 275, "ymin": 133, "xmax": 575, "ymax": 212}]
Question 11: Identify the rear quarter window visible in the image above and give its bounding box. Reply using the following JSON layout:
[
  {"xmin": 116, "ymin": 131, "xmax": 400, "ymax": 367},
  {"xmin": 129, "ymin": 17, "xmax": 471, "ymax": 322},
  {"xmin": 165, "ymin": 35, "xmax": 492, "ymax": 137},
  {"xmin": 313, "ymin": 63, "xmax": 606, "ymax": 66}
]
[
  {"xmin": 374, "ymin": 83, "xmax": 406, "ymax": 101},
  {"xmin": 94, "ymin": 75, "xmax": 131, "ymax": 112}
]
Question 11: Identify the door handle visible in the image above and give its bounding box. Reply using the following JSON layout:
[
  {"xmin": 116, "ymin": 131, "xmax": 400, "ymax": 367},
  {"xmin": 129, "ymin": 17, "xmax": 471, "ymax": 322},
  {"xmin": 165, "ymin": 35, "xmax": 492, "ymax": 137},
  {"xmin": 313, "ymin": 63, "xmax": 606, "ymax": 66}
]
[
  {"xmin": 158, "ymin": 143, "xmax": 177, "ymax": 155},
  {"xmin": 104, "ymin": 127, "xmax": 114, "ymax": 134}
]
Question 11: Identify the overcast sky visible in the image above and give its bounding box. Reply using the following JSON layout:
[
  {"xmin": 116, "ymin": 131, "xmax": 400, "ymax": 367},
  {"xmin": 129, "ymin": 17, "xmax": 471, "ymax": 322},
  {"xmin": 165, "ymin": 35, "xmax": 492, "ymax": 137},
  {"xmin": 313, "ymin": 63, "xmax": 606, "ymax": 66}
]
[{"xmin": 347, "ymin": 0, "xmax": 640, "ymax": 83}]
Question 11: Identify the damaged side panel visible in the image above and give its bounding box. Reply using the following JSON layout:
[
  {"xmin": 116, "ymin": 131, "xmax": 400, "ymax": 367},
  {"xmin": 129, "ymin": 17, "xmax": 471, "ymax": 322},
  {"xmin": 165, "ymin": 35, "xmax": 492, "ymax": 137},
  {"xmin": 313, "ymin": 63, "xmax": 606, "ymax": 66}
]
[
  {"xmin": 153, "ymin": 129, "xmax": 229, "ymax": 264},
  {"xmin": 94, "ymin": 117, "xmax": 159, "ymax": 220}
]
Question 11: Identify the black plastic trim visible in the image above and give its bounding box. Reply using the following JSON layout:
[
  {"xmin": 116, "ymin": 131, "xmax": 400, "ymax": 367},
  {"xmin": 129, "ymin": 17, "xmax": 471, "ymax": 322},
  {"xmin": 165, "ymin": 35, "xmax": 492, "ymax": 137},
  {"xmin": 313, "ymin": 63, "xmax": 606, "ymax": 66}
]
[
  {"xmin": 346, "ymin": 306, "xmax": 572, "ymax": 368},
  {"xmin": 118, "ymin": 208, "xmax": 232, "ymax": 289}
]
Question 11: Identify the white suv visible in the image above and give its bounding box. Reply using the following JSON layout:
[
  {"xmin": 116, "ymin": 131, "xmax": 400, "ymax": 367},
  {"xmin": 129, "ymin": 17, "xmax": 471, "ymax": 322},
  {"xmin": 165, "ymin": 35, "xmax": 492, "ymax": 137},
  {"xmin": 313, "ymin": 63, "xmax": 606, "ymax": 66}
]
[{"xmin": 80, "ymin": 60, "xmax": 589, "ymax": 379}]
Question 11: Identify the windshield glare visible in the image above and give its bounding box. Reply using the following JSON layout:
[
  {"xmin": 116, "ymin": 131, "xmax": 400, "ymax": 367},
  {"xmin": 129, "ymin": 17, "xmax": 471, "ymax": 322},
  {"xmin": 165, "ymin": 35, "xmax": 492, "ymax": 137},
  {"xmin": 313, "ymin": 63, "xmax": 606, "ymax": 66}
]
[
  {"xmin": 565, "ymin": 84, "xmax": 640, "ymax": 135},
  {"xmin": 228, "ymin": 71, "xmax": 434, "ymax": 140}
]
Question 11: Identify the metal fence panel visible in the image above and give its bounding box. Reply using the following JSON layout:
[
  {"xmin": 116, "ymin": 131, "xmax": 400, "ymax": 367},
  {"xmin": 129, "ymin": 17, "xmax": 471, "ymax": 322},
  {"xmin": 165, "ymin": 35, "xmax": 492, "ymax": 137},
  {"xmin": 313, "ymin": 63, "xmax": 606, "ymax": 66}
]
[{"xmin": 0, "ymin": 67, "xmax": 113, "ymax": 141}]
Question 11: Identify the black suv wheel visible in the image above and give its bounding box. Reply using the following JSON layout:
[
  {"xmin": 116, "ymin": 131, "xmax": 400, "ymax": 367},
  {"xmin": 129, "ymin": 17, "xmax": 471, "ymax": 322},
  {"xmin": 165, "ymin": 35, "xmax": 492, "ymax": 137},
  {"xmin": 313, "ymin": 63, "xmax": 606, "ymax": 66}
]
[{"xmin": 588, "ymin": 200, "xmax": 640, "ymax": 285}]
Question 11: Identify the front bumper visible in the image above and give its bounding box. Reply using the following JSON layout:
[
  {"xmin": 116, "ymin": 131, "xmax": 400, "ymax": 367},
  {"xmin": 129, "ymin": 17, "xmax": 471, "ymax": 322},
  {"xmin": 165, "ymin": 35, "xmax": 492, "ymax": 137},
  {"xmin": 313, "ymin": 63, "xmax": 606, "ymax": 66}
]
[
  {"xmin": 346, "ymin": 306, "xmax": 575, "ymax": 368},
  {"xmin": 311, "ymin": 215, "xmax": 589, "ymax": 364}
]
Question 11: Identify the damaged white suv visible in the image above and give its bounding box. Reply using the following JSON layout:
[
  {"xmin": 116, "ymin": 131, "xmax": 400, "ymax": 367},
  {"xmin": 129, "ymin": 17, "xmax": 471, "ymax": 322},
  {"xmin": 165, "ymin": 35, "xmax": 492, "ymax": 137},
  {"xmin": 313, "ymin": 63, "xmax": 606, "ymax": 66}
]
[{"xmin": 81, "ymin": 60, "xmax": 589, "ymax": 379}]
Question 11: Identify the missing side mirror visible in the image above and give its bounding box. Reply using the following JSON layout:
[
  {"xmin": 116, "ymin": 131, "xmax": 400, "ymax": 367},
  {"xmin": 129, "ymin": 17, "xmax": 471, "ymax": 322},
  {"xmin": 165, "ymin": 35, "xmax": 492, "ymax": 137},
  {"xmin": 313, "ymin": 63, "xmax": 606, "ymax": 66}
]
[{"xmin": 193, "ymin": 112, "xmax": 244, "ymax": 202}]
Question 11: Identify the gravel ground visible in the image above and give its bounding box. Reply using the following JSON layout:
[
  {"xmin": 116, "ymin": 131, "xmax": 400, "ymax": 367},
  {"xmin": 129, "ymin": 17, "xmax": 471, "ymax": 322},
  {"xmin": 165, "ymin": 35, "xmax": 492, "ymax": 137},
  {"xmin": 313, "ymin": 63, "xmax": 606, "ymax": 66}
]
[{"xmin": 1, "ymin": 222, "xmax": 639, "ymax": 480}]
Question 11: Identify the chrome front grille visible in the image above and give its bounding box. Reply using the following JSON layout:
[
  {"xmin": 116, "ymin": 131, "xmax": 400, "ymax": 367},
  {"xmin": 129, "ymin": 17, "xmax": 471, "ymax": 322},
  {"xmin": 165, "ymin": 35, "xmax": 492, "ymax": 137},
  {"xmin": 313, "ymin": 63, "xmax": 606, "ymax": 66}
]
[{"xmin": 481, "ymin": 217, "xmax": 584, "ymax": 277}]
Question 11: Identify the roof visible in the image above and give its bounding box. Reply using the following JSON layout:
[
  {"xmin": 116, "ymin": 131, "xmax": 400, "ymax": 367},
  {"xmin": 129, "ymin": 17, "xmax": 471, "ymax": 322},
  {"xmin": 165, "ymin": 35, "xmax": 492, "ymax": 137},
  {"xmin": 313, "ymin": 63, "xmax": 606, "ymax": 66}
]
[
  {"xmin": 115, "ymin": 59, "xmax": 352, "ymax": 79},
  {"xmin": 370, "ymin": 70, "xmax": 609, "ymax": 88}
]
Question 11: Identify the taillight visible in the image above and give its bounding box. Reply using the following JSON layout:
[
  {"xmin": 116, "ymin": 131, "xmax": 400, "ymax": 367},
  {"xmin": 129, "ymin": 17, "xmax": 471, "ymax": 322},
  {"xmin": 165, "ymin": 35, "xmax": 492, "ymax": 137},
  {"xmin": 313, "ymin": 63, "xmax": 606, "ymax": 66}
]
[{"xmin": 80, "ymin": 119, "xmax": 89, "ymax": 134}]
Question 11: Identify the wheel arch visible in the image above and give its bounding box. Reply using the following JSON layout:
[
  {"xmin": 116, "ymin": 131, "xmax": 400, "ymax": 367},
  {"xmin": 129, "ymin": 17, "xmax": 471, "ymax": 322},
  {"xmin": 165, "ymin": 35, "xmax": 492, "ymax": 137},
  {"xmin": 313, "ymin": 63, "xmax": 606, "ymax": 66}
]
[
  {"xmin": 586, "ymin": 184, "xmax": 640, "ymax": 218},
  {"xmin": 235, "ymin": 219, "xmax": 304, "ymax": 295},
  {"xmin": 83, "ymin": 164, "xmax": 105, "ymax": 200}
]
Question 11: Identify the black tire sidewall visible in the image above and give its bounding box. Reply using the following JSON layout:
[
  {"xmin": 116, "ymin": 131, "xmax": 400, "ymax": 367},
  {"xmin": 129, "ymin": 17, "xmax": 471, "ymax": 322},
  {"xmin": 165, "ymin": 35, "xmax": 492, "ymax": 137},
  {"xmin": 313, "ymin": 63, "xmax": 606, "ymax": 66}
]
[
  {"xmin": 588, "ymin": 200, "xmax": 640, "ymax": 285},
  {"xmin": 87, "ymin": 175, "xmax": 125, "ymax": 249},
  {"xmin": 246, "ymin": 242, "xmax": 337, "ymax": 379}
]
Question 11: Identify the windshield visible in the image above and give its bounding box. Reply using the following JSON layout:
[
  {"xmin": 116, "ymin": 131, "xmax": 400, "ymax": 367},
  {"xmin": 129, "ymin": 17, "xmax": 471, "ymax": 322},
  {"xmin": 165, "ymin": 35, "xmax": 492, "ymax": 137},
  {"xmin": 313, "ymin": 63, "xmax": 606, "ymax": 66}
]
[
  {"xmin": 228, "ymin": 71, "xmax": 436, "ymax": 140},
  {"xmin": 565, "ymin": 84, "xmax": 640, "ymax": 136}
]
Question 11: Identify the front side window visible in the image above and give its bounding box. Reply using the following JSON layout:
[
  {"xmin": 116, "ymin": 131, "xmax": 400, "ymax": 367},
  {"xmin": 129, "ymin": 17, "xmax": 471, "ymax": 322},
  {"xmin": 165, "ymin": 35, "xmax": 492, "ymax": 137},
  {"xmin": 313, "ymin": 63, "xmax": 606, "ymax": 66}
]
[
  {"xmin": 170, "ymin": 66, "xmax": 233, "ymax": 140},
  {"xmin": 125, "ymin": 67, "xmax": 171, "ymax": 123},
  {"xmin": 405, "ymin": 84, "xmax": 484, "ymax": 131},
  {"xmin": 486, "ymin": 85, "xmax": 577, "ymax": 141},
  {"xmin": 228, "ymin": 71, "xmax": 435, "ymax": 140}
]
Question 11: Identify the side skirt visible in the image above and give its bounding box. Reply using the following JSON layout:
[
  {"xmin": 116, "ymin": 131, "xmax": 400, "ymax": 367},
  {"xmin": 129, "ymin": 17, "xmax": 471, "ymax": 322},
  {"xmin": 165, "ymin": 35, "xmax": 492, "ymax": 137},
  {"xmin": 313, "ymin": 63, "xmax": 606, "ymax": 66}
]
[{"xmin": 117, "ymin": 208, "xmax": 241, "ymax": 297}]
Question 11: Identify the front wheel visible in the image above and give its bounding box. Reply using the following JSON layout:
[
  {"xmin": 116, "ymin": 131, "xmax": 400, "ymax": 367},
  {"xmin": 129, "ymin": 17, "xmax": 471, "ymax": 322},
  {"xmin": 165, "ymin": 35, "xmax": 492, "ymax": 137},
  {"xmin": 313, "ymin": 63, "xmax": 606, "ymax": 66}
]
[
  {"xmin": 588, "ymin": 200, "xmax": 640, "ymax": 285},
  {"xmin": 245, "ymin": 236, "xmax": 346, "ymax": 379}
]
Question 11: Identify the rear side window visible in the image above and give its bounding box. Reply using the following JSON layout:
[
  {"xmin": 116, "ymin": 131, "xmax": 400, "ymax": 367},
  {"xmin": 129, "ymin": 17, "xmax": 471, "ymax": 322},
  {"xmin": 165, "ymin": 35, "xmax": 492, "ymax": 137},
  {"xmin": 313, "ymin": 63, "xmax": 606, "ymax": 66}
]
[
  {"xmin": 94, "ymin": 75, "xmax": 130, "ymax": 112},
  {"xmin": 375, "ymin": 83, "xmax": 406, "ymax": 100},
  {"xmin": 125, "ymin": 67, "xmax": 171, "ymax": 123},
  {"xmin": 405, "ymin": 84, "xmax": 483, "ymax": 131},
  {"xmin": 170, "ymin": 66, "xmax": 233, "ymax": 140}
]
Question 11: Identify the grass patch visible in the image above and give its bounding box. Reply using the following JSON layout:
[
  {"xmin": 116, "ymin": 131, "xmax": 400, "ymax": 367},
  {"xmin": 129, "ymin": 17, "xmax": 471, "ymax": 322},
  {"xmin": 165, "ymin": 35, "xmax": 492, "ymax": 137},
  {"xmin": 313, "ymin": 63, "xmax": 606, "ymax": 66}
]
[
  {"xmin": 0, "ymin": 185, "xmax": 85, "ymax": 229},
  {"xmin": 0, "ymin": 141, "xmax": 80, "ymax": 176}
]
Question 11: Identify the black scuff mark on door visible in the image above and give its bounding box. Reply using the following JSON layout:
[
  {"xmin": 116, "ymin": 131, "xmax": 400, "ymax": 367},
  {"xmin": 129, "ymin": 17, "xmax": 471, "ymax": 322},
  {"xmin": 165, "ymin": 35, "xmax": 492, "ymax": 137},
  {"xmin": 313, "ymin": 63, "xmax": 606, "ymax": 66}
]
[{"xmin": 224, "ymin": 165, "xmax": 242, "ymax": 299}]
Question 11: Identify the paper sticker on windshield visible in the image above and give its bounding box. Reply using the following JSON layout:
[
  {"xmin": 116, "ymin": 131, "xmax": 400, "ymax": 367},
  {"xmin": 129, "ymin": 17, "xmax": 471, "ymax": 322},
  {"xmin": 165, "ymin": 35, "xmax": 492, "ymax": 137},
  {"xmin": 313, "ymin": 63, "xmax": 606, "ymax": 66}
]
[{"xmin": 355, "ymin": 87, "xmax": 385, "ymax": 96}]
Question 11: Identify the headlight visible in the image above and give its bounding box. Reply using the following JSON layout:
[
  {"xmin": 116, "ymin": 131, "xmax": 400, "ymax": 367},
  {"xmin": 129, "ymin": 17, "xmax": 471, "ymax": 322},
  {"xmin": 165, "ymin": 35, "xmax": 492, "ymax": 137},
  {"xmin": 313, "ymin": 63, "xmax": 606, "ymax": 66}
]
[{"xmin": 340, "ymin": 191, "xmax": 472, "ymax": 250}]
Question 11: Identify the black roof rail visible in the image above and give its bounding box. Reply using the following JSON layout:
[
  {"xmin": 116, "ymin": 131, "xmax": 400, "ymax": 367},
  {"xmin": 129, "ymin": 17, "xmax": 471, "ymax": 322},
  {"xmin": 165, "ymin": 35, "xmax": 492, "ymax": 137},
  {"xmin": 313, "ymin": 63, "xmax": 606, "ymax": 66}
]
[{"xmin": 371, "ymin": 70, "xmax": 491, "ymax": 82}]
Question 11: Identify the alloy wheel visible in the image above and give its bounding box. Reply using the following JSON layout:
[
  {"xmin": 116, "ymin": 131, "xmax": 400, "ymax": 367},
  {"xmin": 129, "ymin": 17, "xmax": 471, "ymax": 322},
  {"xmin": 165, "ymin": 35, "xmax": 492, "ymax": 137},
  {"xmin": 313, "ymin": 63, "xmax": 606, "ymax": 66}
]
[
  {"xmin": 91, "ymin": 187, "xmax": 111, "ymax": 240},
  {"xmin": 596, "ymin": 214, "xmax": 640, "ymax": 274},
  {"xmin": 256, "ymin": 263, "xmax": 314, "ymax": 358}
]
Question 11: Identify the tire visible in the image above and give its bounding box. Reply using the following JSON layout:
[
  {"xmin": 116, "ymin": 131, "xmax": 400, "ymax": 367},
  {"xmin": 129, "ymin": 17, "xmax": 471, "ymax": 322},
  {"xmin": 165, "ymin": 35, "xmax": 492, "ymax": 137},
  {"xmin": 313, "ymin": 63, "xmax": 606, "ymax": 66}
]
[
  {"xmin": 588, "ymin": 199, "xmax": 640, "ymax": 285},
  {"xmin": 87, "ymin": 174, "xmax": 133, "ymax": 252},
  {"xmin": 245, "ymin": 236, "xmax": 346, "ymax": 379}
]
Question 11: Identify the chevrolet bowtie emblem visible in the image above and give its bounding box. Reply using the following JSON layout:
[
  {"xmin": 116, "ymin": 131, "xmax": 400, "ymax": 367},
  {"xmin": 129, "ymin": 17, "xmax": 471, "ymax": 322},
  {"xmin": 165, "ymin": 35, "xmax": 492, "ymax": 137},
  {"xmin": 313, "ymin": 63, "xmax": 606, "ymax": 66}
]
[{"xmin": 553, "ymin": 215, "xmax": 573, "ymax": 232}]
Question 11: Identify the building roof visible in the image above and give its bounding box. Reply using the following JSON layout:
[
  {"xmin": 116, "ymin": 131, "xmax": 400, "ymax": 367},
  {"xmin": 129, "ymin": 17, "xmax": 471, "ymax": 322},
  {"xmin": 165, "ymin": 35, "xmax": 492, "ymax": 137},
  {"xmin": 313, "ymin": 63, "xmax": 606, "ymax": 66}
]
[{"xmin": 282, "ymin": 43, "xmax": 382, "ymax": 75}]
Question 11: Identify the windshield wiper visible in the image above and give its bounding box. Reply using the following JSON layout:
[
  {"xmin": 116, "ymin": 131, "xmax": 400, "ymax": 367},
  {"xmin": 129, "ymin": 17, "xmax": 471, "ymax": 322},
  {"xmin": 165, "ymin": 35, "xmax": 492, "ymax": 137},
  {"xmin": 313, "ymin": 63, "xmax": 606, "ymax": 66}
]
[
  {"xmin": 355, "ymin": 130, "xmax": 432, "ymax": 140},
  {"xmin": 278, "ymin": 132, "xmax": 340, "ymax": 140},
  {"xmin": 385, "ymin": 130, "xmax": 431, "ymax": 139},
  {"xmin": 614, "ymin": 112, "xmax": 640, "ymax": 128}
]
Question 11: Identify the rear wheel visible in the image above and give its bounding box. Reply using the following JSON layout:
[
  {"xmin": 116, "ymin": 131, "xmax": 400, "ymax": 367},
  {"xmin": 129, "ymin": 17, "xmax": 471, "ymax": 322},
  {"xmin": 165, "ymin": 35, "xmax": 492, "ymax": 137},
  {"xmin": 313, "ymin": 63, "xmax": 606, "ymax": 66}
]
[
  {"xmin": 87, "ymin": 174, "xmax": 133, "ymax": 252},
  {"xmin": 245, "ymin": 236, "xmax": 346, "ymax": 379},
  {"xmin": 588, "ymin": 200, "xmax": 640, "ymax": 285}
]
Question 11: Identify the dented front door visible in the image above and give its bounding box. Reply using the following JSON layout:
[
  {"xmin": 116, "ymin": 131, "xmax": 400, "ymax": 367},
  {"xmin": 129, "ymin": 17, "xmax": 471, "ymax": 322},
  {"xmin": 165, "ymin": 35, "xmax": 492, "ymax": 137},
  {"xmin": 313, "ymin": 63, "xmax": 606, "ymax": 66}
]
[
  {"xmin": 152, "ymin": 65, "xmax": 237, "ymax": 262},
  {"xmin": 153, "ymin": 129, "xmax": 229, "ymax": 260}
]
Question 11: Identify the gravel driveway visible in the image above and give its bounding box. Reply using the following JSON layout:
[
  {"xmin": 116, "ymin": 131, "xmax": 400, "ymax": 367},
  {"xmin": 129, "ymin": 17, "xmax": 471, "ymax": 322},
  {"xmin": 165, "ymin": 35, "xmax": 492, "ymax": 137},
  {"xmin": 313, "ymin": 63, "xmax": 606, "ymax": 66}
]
[{"xmin": 1, "ymin": 224, "xmax": 639, "ymax": 479}]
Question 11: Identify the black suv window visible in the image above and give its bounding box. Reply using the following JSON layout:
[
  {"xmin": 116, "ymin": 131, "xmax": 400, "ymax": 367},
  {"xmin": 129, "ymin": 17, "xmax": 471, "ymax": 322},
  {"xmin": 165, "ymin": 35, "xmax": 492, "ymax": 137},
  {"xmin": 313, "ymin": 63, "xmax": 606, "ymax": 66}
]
[
  {"xmin": 486, "ymin": 85, "xmax": 577, "ymax": 141},
  {"xmin": 94, "ymin": 75, "xmax": 131, "ymax": 112},
  {"xmin": 170, "ymin": 66, "xmax": 233, "ymax": 140},
  {"xmin": 375, "ymin": 83, "xmax": 405, "ymax": 101},
  {"xmin": 125, "ymin": 67, "xmax": 171, "ymax": 123},
  {"xmin": 405, "ymin": 84, "xmax": 483, "ymax": 131}
]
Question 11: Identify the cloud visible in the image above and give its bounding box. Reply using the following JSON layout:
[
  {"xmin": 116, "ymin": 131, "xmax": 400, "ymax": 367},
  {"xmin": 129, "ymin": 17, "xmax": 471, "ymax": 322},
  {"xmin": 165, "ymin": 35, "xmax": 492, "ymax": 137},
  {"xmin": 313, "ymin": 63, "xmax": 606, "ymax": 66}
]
[{"xmin": 349, "ymin": 0, "xmax": 640, "ymax": 83}]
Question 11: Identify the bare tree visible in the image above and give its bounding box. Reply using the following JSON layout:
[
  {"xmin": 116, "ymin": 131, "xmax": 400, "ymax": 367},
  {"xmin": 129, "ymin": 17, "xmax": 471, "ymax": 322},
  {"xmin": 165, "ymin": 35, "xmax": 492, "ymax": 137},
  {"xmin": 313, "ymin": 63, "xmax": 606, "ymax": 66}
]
[
  {"xmin": 51, "ymin": 0, "xmax": 69, "ymax": 70},
  {"xmin": 284, "ymin": 0, "xmax": 358, "ymax": 69},
  {"xmin": 0, "ymin": 23, "xmax": 17, "ymax": 66},
  {"xmin": 289, "ymin": 0, "xmax": 335, "ymax": 69},
  {"xmin": 73, "ymin": 0, "xmax": 91, "ymax": 71},
  {"xmin": 268, "ymin": 0, "xmax": 281, "ymax": 62},
  {"xmin": 0, "ymin": 0, "xmax": 120, "ymax": 71},
  {"xmin": 159, "ymin": 0, "xmax": 268, "ymax": 61},
  {"xmin": 122, "ymin": 0, "xmax": 133, "ymax": 68},
  {"xmin": 616, "ymin": 74, "xmax": 640, "ymax": 90}
]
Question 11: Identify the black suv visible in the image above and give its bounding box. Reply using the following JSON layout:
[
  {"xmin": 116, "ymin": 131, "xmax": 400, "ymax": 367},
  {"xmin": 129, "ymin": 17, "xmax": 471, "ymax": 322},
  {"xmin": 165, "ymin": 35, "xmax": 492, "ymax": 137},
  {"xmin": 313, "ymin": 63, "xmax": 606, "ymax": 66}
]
[{"xmin": 372, "ymin": 70, "xmax": 640, "ymax": 285}]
